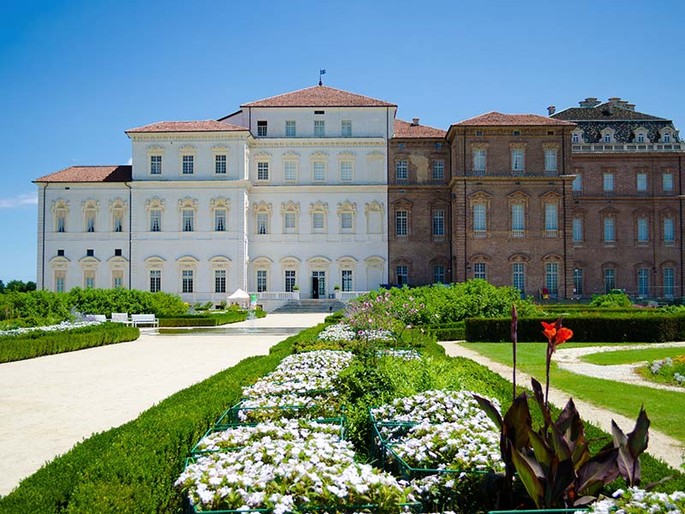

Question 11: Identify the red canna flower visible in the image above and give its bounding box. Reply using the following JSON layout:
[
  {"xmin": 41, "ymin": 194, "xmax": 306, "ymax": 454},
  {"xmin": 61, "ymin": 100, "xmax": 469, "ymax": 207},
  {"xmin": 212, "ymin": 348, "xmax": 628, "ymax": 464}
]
[
  {"xmin": 541, "ymin": 320, "xmax": 573, "ymax": 349},
  {"xmin": 541, "ymin": 321, "xmax": 557, "ymax": 343},
  {"xmin": 555, "ymin": 327, "xmax": 573, "ymax": 346}
]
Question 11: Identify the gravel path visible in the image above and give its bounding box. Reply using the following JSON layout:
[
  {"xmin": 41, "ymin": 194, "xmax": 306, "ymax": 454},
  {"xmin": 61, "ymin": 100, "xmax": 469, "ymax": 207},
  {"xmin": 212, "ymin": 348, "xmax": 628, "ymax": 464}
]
[
  {"xmin": 0, "ymin": 313, "xmax": 328, "ymax": 496},
  {"xmin": 439, "ymin": 341, "xmax": 685, "ymax": 471}
]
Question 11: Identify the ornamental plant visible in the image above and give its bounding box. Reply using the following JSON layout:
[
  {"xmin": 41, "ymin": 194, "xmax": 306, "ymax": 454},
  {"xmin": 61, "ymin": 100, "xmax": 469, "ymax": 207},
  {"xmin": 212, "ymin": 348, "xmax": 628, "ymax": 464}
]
[{"xmin": 580, "ymin": 487, "xmax": 685, "ymax": 513}]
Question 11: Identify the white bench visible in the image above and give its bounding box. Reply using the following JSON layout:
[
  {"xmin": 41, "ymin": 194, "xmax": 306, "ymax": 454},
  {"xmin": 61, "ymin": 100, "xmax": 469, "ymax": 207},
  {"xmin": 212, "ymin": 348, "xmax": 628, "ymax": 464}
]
[
  {"xmin": 130, "ymin": 314, "xmax": 159, "ymax": 328},
  {"xmin": 111, "ymin": 313, "xmax": 132, "ymax": 326}
]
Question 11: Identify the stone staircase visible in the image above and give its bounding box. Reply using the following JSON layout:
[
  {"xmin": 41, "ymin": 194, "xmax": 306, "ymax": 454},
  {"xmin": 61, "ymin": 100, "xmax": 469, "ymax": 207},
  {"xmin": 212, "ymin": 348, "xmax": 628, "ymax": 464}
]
[{"xmin": 272, "ymin": 299, "xmax": 347, "ymax": 313}]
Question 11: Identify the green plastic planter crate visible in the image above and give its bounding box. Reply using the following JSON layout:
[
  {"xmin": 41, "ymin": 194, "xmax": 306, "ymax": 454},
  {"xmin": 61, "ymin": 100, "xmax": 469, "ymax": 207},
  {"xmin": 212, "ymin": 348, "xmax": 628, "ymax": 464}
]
[{"xmin": 215, "ymin": 398, "xmax": 343, "ymax": 426}]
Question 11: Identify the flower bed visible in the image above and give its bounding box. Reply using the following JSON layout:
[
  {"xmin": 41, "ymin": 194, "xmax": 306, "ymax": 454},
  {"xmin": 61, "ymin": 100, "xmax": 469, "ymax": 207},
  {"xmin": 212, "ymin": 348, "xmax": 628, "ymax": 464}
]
[
  {"xmin": 579, "ymin": 487, "xmax": 685, "ymax": 513},
  {"xmin": 648, "ymin": 356, "xmax": 685, "ymax": 387},
  {"xmin": 216, "ymin": 395, "xmax": 343, "ymax": 425}
]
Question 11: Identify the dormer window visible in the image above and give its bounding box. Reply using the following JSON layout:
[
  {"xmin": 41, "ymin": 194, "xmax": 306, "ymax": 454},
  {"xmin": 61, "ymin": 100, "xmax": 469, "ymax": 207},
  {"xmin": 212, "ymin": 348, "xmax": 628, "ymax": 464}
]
[
  {"xmin": 600, "ymin": 128, "xmax": 615, "ymax": 143},
  {"xmin": 664, "ymin": 133, "xmax": 671, "ymax": 143},
  {"xmin": 257, "ymin": 121, "xmax": 267, "ymax": 137},
  {"xmin": 634, "ymin": 127, "xmax": 648, "ymax": 144},
  {"xmin": 660, "ymin": 128, "xmax": 674, "ymax": 143},
  {"xmin": 572, "ymin": 133, "xmax": 579, "ymax": 143}
]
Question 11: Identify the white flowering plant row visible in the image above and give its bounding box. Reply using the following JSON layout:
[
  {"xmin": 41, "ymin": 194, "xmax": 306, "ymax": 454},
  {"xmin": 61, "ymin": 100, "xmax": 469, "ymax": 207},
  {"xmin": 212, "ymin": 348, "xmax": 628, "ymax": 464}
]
[
  {"xmin": 235, "ymin": 393, "xmax": 343, "ymax": 423},
  {"xmin": 579, "ymin": 487, "xmax": 685, "ymax": 513},
  {"xmin": 648, "ymin": 356, "xmax": 685, "ymax": 387},
  {"xmin": 176, "ymin": 432, "xmax": 414, "ymax": 513},
  {"xmin": 0, "ymin": 320, "xmax": 102, "ymax": 337}
]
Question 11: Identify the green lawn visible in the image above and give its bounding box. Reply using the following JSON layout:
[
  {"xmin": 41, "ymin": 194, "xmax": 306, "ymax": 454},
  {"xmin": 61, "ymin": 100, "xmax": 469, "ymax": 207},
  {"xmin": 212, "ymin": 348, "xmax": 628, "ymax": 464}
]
[
  {"xmin": 582, "ymin": 346, "xmax": 685, "ymax": 365},
  {"xmin": 466, "ymin": 342, "xmax": 685, "ymax": 443}
]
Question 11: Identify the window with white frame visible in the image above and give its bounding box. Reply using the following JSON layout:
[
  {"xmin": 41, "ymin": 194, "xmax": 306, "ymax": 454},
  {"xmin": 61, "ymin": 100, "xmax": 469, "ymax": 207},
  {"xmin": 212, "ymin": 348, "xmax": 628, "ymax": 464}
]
[
  {"xmin": 312, "ymin": 212, "xmax": 325, "ymax": 232},
  {"xmin": 182, "ymin": 269, "xmax": 193, "ymax": 293},
  {"xmin": 84, "ymin": 269, "xmax": 95, "ymax": 289},
  {"xmin": 603, "ymin": 172, "xmax": 614, "ymax": 194},
  {"xmin": 285, "ymin": 120, "xmax": 296, "ymax": 137},
  {"xmin": 473, "ymin": 149, "xmax": 486, "ymax": 175},
  {"xmin": 150, "ymin": 209, "xmax": 161, "ymax": 232},
  {"xmin": 511, "ymin": 148, "xmax": 525, "ymax": 174},
  {"xmin": 637, "ymin": 217, "xmax": 649, "ymax": 243},
  {"xmin": 512, "ymin": 262, "xmax": 525, "ymax": 292},
  {"xmin": 342, "ymin": 269, "xmax": 353, "ymax": 291},
  {"xmin": 602, "ymin": 129, "xmax": 614, "ymax": 143},
  {"xmin": 55, "ymin": 270, "xmax": 66, "ymax": 293},
  {"xmin": 663, "ymin": 173, "xmax": 674, "ymax": 193},
  {"xmin": 214, "ymin": 269, "xmax": 226, "ymax": 293},
  {"xmin": 396, "ymin": 160, "xmax": 408, "ymax": 181},
  {"xmin": 84, "ymin": 203, "xmax": 97, "ymax": 232},
  {"xmin": 340, "ymin": 212, "xmax": 353, "ymax": 231},
  {"xmin": 473, "ymin": 262, "xmax": 486, "ymax": 280},
  {"xmin": 664, "ymin": 267, "xmax": 675, "ymax": 297},
  {"xmin": 284, "ymin": 161, "xmax": 297, "ymax": 182},
  {"xmin": 256, "ymin": 270, "xmax": 267, "ymax": 292},
  {"xmin": 572, "ymin": 133, "xmax": 580, "ymax": 143},
  {"xmin": 473, "ymin": 203, "xmax": 486, "ymax": 236},
  {"xmin": 112, "ymin": 269, "xmax": 124, "ymax": 288},
  {"xmin": 637, "ymin": 268, "xmax": 650, "ymax": 296},
  {"xmin": 341, "ymin": 120, "xmax": 352, "ymax": 137},
  {"xmin": 215, "ymin": 154, "xmax": 227, "ymax": 174},
  {"xmin": 664, "ymin": 217, "xmax": 675, "ymax": 244},
  {"xmin": 636, "ymin": 173, "xmax": 647, "ymax": 194},
  {"xmin": 149, "ymin": 269, "xmax": 161, "ymax": 292},
  {"xmin": 573, "ymin": 267, "xmax": 583, "ymax": 296},
  {"xmin": 340, "ymin": 161, "xmax": 353, "ymax": 182},
  {"xmin": 572, "ymin": 174, "xmax": 582, "ymax": 193},
  {"xmin": 257, "ymin": 120, "xmax": 267, "ymax": 137},
  {"xmin": 113, "ymin": 212, "xmax": 123, "ymax": 232},
  {"xmin": 396, "ymin": 265, "xmax": 408, "ymax": 286},
  {"xmin": 214, "ymin": 208, "xmax": 226, "ymax": 232},
  {"xmin": 545, "ymin": 203, "xmax": 558, "ymax": 236},
  {"xmin": 432, "ymin": 209, "xmax": 445, "ymax": 236},
  {"xmin": 572, "ymin": 217, "xmax": 583, "ymax": 243},
  {"xmin": 313, "ymin": 161, "xmax": 326, "ymax": 182},
  {"xmin": 432, "ymin": 160, "xmax": 445, "ymax": 180},
  {"xmin": 257, "ymin": 212, "xmax": 269, "ymax": 235},
  {"xmin": 511, "ymin": 203, "xmax": 525, "ymax": 237},
  {"xmin": 314, "ymin": 120, "xmax": 325, "ymax": 137},
  {"xmin": 285, "ymin": 270, "xmax": 296, "ymax": 292},
  {"xmin": 663, "ymin": 132, "xmax": 672, "ymax": 143},
  {"xmin": 604, "ymin": 217, "xmax": 615, "ymax": 244},
  {"xmin": 182, "ymin": 155, "xmax": 194, "ymax": 175},
  {"xmin": 544, "ymin": 149, "xmax": 558, "ymax": 174},
  {"xmin": 433, "ymin": 265, "xmax": 445, "ymax": 284},
  {"xmin": 257, "ymin": 161, "xmax": 269, "ymax": 181},
  {"xmin": 182, "ymin": 209, "xmax": 194, "ymax": 232},
  {"xmin": 284, "ymin": 212, "xmax": 297, "ymax": 233},
  {"xmin": 150, "ymin": 155, "xmax": 162, "ymax": 175},
  {"xmin": 604, "ymin": 268, "xmax": 616, "ymax": 292},
  {"xmin": 396, "ymin": 210, "xmax": 408, "ymax": 236},
  {"xmin": 56, "ymin": 212, "xmax": 66, "ymax": 232},
  {"xmin": 545, "ymin": 262, "xmax": 559, "ymax": 295}
]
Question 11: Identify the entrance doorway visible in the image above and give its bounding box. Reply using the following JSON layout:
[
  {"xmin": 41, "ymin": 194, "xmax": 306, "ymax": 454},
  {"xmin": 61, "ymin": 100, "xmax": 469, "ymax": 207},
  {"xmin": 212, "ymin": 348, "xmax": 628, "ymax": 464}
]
[{"xmin": 312, "ymin": 271, "xmax": 326, "ymax": 299}]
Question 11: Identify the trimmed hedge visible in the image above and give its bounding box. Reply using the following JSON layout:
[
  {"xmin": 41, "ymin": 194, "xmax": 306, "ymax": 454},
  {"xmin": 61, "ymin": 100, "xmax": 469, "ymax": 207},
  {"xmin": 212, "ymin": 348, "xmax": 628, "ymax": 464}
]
[
  {"xmin": 158, "ymin": 310, "xmax": 266, "ymax": 327},
  {"xmin": 428, "ymin": 321, "xmax": 466, "ymax": 341},
  {"xmin": 0, "ymin": 323, "xmax": 140, "ymax": 363},
  {"xmin": 466, "ymin": 314, "xmax": 685, "ymax": 342}
]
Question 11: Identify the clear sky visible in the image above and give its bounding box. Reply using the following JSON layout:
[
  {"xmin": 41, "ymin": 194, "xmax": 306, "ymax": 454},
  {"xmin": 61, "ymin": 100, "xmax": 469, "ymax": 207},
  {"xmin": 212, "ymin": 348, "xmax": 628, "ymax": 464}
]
[{"xmin": 2, "ymin": 0, "xmax": 684, "ymax": 282}]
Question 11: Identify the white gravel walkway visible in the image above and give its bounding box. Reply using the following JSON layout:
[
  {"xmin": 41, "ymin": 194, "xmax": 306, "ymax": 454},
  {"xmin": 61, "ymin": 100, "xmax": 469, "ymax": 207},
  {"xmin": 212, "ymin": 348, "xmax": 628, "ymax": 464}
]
[
  {"xmin": 0, "ymin": 313, "xmax": 327, "ymax": 496},
  {"xmin": 440, "ymin": 341, "xmax": 685, "ymax": 471}
]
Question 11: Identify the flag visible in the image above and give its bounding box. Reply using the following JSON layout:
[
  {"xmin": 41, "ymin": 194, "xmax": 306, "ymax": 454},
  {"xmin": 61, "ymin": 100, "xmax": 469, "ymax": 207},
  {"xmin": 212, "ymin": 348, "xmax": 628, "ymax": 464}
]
[{"xmin": 320, "ymin": 69, "xmax": 326, "ymax": 75}]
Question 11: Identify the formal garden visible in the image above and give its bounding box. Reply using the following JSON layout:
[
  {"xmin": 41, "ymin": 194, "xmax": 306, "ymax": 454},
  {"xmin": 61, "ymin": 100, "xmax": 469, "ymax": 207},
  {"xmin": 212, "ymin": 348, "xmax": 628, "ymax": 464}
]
[{"xmin": 0, "ymin": 281, "xmax": 684, "ymax": 512}]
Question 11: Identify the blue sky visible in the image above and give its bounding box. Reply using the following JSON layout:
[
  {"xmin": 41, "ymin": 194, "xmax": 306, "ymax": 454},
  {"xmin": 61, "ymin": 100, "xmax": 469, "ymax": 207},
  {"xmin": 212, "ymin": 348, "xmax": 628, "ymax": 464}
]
[{"xmin": 2, "ymin": 0, "xmax": 684, "ymax": 282}]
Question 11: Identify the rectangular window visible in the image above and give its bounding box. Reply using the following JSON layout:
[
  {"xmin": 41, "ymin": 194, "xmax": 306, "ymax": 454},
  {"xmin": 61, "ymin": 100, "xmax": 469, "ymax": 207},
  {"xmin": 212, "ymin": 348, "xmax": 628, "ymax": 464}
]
[
  {"xmin": 215, "ymin": 154, "xmax": 227, "ymax": 174},
  {"xmin": 257, "ymin": 213, "xmax": 268, "ymax": 234},
  {"xmin": 396, "ymin": 210, "xmax": 408, "ymax": 236},
  {"xmin": 341, "ymin": 120, "xmax": 352, "ymax": 137},
  {"xmin": 55, "ymin": 270, "xmax": 65, "ymax": 293},
  {"xmin": 473, "ymin": 204, "xmax": 486, "ymax": 236},
  {"xmin": 340, "ymin": 212, "xmax": 353, "ymax": 230},
  {"xmin": 572, "ymin": 217, "xmax": 583, "ymax": 243},
  {"xmin": 285, "ymin": 120, "xmax": 296, "ymax": 137},
  {"xmin": 637, "ymin": 217, "xmax": 649, "ymax": 243},
  {"xmin": 182, "ymin": 269, "xmax": 193, "ymax": 293},
  {"xmin": 545, "ymin": 262, "xmax": 559, "ymax": 295},
  {"xmin": 432, "ymin": 160, "xmax": 445, "ymax": 180},
  {"xmin": 84, "ymin": 270, "xmax": 95, "ymax": 289},
  {"xmin": 313, "ymin": 161, "xmax": 325, "ymax": 182},
  {"xmin": 572, "ymin": 174, "xmax": 582, "ymax": 193},
  {"xmin": 396, "ymin": 160, "xmax": 408, "ymax": 181},
  {"xmin": 86, "ymin": 249, "xmax": 94, "ymax": 257},
  {"xmin": 112, "ymin": 270, "xmax": 124, "ymax": 289},
  {"xmin": 113, "ymin": 214, "xmax": 123, "ymax": 232},
  {"xmin": 433, "ymin": 265, "xmax": 445, "ymax": 284},
  {"xmin": 340, "ymin": 161, "xmax": 353, "ymax": 182},
  {"xmin": 513, "ymin": 262, "xmax": 525, "ymax": 292},
  {"xmin": 150, "ymin": 155, "xmax": 162, "ymax": 175},
  {"xmin": 663, "ymin": 173, "xmax": 674, "ymax": 193},
  {"xmin": 314, "ymin": 120, "xmax": 325, "ymax": 137},
  {"xmin": 182, "ymin": 155, "xmax": 194, "ymax": 175},
  {"xmin": 511, "ymin": 204, "xmax": 525, "ymax": 237},
  {"xmin": 545, "ymin": 203, "xmax": 558, "ymax": 236},
  {"xmin": 604, "ymin": 217, "xmax": 615, "ymax": 244},
  {"xmin": 664, "ymin": 218, "xmax": 675, "ymax": 244},
  {"xmin": 57, "ymin": 215, "xmax": 65, "ymax": 233},
  {"xmin": 637, "ymin": 268, "xmax": 650, "ymax": 297},
  {"xmin": 312, "ymin": 212, "xmax": 325, "ymax": 231},
  {"xmin": 574, "ymin": 268, "xmax": 583, "ymax": 296},
  {"xmin": 474, "ymin": 262, "xmax": 486, "ymax": 280},
  {"xmin": 114, "ymin": 248, "xmax": 122, "ymax": 256},
  {"xmin": 284, "ymin": 161, "xmax": 297, "ymax": 182},
  {"xmin": 473, "ymin": 149, "xmax": 486, "ymax": 175},
  {"xmin": 604, "ymin": 268, "xmax": 616, "ymax": 293},
  {"xmin": 256, "ymin": 270, "xmax": 267, "ymax": 292},
  {"xmin": 342, "ymin": 269, "xmax": 353, "ymax": 291},
  {"xmin": 284, "ymin": 212, "xmax": 296, "ymax": 232},
  {"xmin": 544, "ymin": 149, "xmax": 558, "ymax": 175},
  {"xmin": 182, "ymin": 209, "xmax": 194, "ymax": 232},
  {"xmin": 149, "ymin": 270, "xmax": 161, "ymax": 293},
  {"xmin": 150, "ymin": 209, "xmax": 161, "ymax": 232},
  {"xmin": 215, "ymin": 209, "xmax": 226, "ymax": 231},
  {"xmin": 396, "ymin": 265, "xmax": 408, "ymax": 286},
  {"xmin": 603, "ymin": 172, "xmax": 614, "ymax": 194},
  {"xmin": 257, "ymin": 120, "xmax": 267, "ymax": 137},
  {"xmin": 664, "ymin": 267, "xmax": 675, "ymax": 297},
  {"xmin": 215, "ymin": 269, "xmax": 226, "ymax": 293},
  {"xmin": 432, "ymin": 210, "xmax": 445, "ymax": 236},
  {"xmin": 285, "ymin": 270, "xmax": 296, "ymax": 292},
  {"xmin": 511, "ymin": 148, "xmax": 525, "ymax": 174},
  {"xmin": 257, "ymin": 162, "xmax": 269, "ymax": 181},
  {"xmin": 636, "ymin": 173, "xmax": 648, "ymax": 193},
  {"xmin": 86, "ymin": 214, "xmax": 96, "ymax": 232}
]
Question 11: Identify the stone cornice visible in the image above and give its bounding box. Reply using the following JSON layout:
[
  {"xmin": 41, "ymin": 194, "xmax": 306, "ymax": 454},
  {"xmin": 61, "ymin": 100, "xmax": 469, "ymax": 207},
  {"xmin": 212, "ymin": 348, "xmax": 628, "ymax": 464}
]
[
  {"xmin": 250, "ymin": 138, "xmax": 386, "ymax": 149},
  {"xmin": 130, "ymin": 133, "xmax": 249, "ymax": 142}
]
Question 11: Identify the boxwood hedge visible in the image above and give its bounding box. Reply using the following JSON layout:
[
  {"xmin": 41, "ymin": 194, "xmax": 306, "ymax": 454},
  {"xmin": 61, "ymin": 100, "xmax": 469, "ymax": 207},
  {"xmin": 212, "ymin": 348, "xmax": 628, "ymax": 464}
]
[{"xmin": 158, "ymin": 309, "xmax": 266, "ymax": 327}]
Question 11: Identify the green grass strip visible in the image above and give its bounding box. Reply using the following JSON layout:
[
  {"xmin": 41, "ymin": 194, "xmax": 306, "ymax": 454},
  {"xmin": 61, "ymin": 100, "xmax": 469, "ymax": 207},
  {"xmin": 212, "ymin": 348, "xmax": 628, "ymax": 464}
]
[{"xmin": 583, "ymin": 346, "xmax": 685, "ymax": 365}]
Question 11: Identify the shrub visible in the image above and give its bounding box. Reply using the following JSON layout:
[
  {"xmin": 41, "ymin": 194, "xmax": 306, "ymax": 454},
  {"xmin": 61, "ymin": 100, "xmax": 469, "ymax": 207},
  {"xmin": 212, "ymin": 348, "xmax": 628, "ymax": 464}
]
[
  {"xmin": 158, "ymin": 310, "xmax": 264, "ymax": 327},
  {"xmin": 590, "ymin": 290, "xmax": 633, "ymax": 308},
  {"xmin": 68, "ymin": 288, "xmax": 187, "ymax": 318}
]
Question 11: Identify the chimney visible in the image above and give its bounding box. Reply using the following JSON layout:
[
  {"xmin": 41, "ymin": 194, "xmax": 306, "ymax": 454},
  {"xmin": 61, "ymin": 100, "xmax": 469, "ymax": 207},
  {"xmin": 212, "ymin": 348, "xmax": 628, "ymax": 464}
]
[
  {"xmin": 579, "ymin": 97, "xmax": 600, "ymax": 108},
  {"xmin": 547, "ymin": 105, "xmax": 556, "ymax": 115},
  {"xmin": 625, "ymin": 103, "xmax": 636, "ymax": 111},
  {"xmin": 608, "ymin": 97, "xmax": 621, "ymax": 105},
  {"xmin": 411, "ymin": 117, "xmax": 420, "ymax": 126}
]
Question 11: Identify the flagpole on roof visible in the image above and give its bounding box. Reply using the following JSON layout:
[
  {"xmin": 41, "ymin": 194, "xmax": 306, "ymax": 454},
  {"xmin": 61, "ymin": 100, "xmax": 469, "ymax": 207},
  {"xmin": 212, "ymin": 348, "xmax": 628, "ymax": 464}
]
[{"xmin": 319, "ymin": 68, "xmax": 326, "ymax": 86}]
